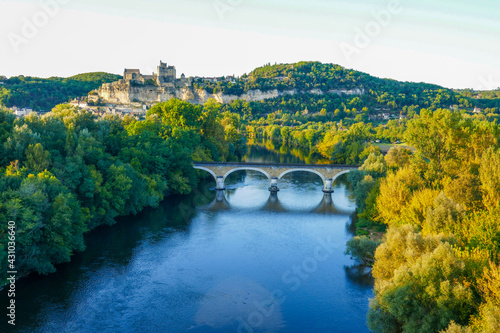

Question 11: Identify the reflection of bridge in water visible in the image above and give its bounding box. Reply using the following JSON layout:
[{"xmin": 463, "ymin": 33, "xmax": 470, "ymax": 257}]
[
  {"xmin": 193, "ymin": 162, "xmax": 359, "ymax": 193},
  {"xmin": 202, "ymin": 191, "xmax": 351, "ymax": 214}
]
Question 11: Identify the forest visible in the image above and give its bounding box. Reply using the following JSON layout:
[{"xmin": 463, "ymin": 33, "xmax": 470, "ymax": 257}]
[
  {"xmin": 0, "ymin": 72, "xmax": 121, "ymax": 111},
  {"xmin": 196, "ymin": 62, "xmax": 500, "ymax": 115},
  {"xmin": 0, "ymin": 98, "xmax": 245, "ymax": 286},
  {"xmin": 343, "ymin": 109, "xmax": 500, "ymax": 332}
]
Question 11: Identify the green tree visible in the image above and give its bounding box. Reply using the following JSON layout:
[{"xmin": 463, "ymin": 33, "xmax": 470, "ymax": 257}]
[
  {"xmin": 25, "ymin": 143, "xmax": 51, "ymax": 172},
  {"xmin": 369, "ymin": 227, "xmax": 475, "ymax": 333},
  {"xmin": 148, "ymin": 98, "xmax": 202, "ymax": 130},
  {"xmin": 480, "ymin": 147, "xmax": 500, "ymax": 211},
  {"xmin": 345, "ymin": 236, "xmax": 381, "ymax": 266}
]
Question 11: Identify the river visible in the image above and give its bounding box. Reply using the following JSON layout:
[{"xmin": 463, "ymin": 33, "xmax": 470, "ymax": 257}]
[{"xmin": 1, "ymin": 144, "xmax": 373, "ymax": 333}]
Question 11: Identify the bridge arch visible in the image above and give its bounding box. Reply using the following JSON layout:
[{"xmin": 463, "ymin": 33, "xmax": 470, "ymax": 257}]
[
  {"xmin": 193, "ymin": 166, "xmax": 218, "ymax": 183},
  {"xmin": 278, "ymin": 169, "xmax": 326, "ymax": 183},
  {"xmin": 223, "ymin": 167, "xmax": 271, "ymax": 181},
  {"xmin": 331, "ymin": 170, "xmax": 352, "ymax": 183}
]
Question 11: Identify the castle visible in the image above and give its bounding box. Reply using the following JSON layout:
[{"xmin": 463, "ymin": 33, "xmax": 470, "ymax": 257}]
[
  {"xmin": 88, "ymin": 61, "xmax": 364, "ymax": 106},
  {"xmin": 88, "ymin": 61, "xmax": 193, "ymax": 105},
  {"xmin": 122, "ymin": 61, "xmax": 190, "ymax": 88}
]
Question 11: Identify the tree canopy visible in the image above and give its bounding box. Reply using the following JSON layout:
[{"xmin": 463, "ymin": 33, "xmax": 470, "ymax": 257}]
[{"xmin": 0, "ymin": 99, "xmax": 244, "ymax": 284}]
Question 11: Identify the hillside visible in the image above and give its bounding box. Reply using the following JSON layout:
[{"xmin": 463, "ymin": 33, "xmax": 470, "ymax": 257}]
[
  {"xmin": 195, "ymin": 62, "xmax": 500, "ymax": 115},
  {"xmin": 0, "ymin": 72, "xmax": 121, "ymax": 110}
]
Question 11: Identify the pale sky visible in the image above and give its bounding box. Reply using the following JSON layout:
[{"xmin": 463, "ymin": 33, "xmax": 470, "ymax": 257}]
[{"xmin": 1, "ymin": 0, "xmax": 499, "ymax": 89}]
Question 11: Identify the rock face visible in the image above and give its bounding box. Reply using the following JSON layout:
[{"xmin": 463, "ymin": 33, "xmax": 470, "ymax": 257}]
[{"xmin": 91, "ymin": 80, "xmax": 365, "ymax": 105}]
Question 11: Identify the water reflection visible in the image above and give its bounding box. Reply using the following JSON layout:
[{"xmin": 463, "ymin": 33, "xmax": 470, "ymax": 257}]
[
  {"xmin": 244, "ymin": 140, "xmax": 331, "ymax": 165},
  {"xmin": 202, "ymin": 191, "xmax": 350, "ymax": 215},
  {"xmin": 261, "ymin": 192, "xmax": 287, "ymax": 212},
  {"xmin": 344, "ymin": 265, "xmax": 375, "ymax": 287}
]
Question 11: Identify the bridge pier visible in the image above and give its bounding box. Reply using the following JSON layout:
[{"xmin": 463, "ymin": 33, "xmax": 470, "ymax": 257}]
[
  {"xmin": 215, "ymin": 189, "xmax": 225, "ymax": 202},
  {"xmin": 215, "ymin": 176, "xmax": 225, "ymax": 190},
  {"xmin": 322, "ymin": 192, "xmax": 333, "ymax": 204},
  {"xmin": 269, "ymin": 177, "xmax": 279, "ymax": 192},
  {"xmin": 322, "ymin": 178, "xmax": 334, "ymax": 193}
]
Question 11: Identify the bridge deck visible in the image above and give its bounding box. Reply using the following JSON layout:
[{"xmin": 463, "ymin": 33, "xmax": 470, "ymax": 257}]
[{"xmin": 193, "ymin": 162, "xmax": 360, "ymax": 169}]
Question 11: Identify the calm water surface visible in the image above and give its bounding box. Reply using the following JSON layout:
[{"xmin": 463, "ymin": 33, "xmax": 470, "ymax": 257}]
[{"xmin": 1, "ymin": 145, "xmax": 373, "ymax": 333}]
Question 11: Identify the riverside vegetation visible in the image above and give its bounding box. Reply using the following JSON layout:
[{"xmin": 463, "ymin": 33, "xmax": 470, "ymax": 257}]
[
  {"xmin": 346, "ymin": 109, "xmax": 500, "ymax": 333},
  {"xmin": 0, "ymin": 99, "xmax": 245, "ymax": 287},
  {"xmin": 246, "ymin": 107, "xmax": 500, "ymax": 332}
]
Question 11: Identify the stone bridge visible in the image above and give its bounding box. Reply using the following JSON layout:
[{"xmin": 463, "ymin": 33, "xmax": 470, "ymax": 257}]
[{"xmin": 193, "ymin": 162, "xmax": 359, "ymax": 193}]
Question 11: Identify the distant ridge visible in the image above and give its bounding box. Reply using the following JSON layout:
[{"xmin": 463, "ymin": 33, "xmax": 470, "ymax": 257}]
[{"xmin": 1, "ymin": 62, "xmax": 499, "ymax": 111}]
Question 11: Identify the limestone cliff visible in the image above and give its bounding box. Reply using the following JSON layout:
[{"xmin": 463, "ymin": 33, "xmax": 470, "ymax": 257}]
[{"xmin": 90, "ymin": 80, "xmax": 364, "ymax": 105}]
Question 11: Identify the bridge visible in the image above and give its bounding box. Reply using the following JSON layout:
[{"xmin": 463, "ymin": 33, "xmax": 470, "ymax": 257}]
[{"xmin": 193, "ymin": 162, "xmax": 359, "ymax": 193}]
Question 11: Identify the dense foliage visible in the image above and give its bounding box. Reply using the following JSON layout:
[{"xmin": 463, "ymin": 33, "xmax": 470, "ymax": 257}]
[
  {"xmin": 196, "ymin": 62, "xmax": 500, "ymax": 116},
  {"xmin": 345, "ymin": 109, "xmax": 500, "ymax": 332},
  {"xmin": 0, "ymin": 72, "xmax": 121, "ymax": 111},
  {"xmin": 0, "ymin": 98, "xmax": 244, "ymax": 285},
  {"xmin": 245, "ymin": 115, "xmax": 407, "ymax": 165}
]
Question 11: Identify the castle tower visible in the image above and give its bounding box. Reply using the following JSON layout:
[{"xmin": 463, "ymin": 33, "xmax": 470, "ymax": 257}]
[{"xmin": 157, "ymin": 61, "xmax": 176, "ymax": 86}]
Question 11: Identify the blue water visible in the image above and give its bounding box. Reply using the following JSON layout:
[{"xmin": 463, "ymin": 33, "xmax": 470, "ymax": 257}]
[{"xmin": 1, "ymin": 149, "xmax": 373, "ymax": 333}]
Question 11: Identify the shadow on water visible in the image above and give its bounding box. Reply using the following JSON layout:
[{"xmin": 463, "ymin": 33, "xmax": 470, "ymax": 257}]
[
  {"xmin": 345, "ymin": 211, "xmax": 358, "ymax": 238},
  {"xmin": 345, "ymin": 264, "xmax": 375, "ymax": 287}
]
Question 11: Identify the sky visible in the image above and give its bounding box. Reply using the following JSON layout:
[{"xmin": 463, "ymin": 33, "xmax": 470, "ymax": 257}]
[{"xmin": 0, "ymin": 0, "xmax": 499, "ymax": 89}]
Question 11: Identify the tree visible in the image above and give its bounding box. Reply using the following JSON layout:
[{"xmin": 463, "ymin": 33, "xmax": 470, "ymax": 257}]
[
  {"xmin": 280, "ymin": 126, "xmax": 291, "ymax": 144},
  {"xmin": 360, "ymin": 152, "xmax": 387, "ymax": 177},
  {"xmin": 370, "ymin": 228, "xmax": 475, "ymax": 333},
  {"xmin": 424, "ymin": 192, "xmax": 465, "ymax": 234},
  {"xmin": 147, "ymin": 98, "xmax": 202, "ymax": 130},
  {"xmin": 480, "ymin": 147, "xmax": 500, "ymax": 211},
  {"xmin": 404, "ymin": 109, "xmax": 463, "ymax": 177},
  {"xmin": 345, "ymin": 236, "xmax": 381, "ymax": 266},
  {"xmin": 376, "ymin": 167, "xmax": 425, "ymax": 226},
  {"xmin": 25, "ymin": 143, "xmax": 51, "ymax": 172},
  {"xmin": 400, "ymin": 188, "xmax": 440, "ymax": 228},
  {"xmin": 443, "ymin": 174, "xmax": 482, "ymax": 211},
  {"xmin": 385, "ymin": 146, "xmax": 412, "ymax": 170}
]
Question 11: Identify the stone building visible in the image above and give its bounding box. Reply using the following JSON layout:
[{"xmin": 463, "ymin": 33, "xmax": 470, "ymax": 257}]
[
  {"xmin": 123, "ymin": 69, "xmax": 142, "ymax": 82},
  {"xmin": 156, "ymin": 61, "xmax": 176, "ymax": 86},
  {"xmin": 123, "ymin": 61, "xmax": 179, "ymax": 87}
]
